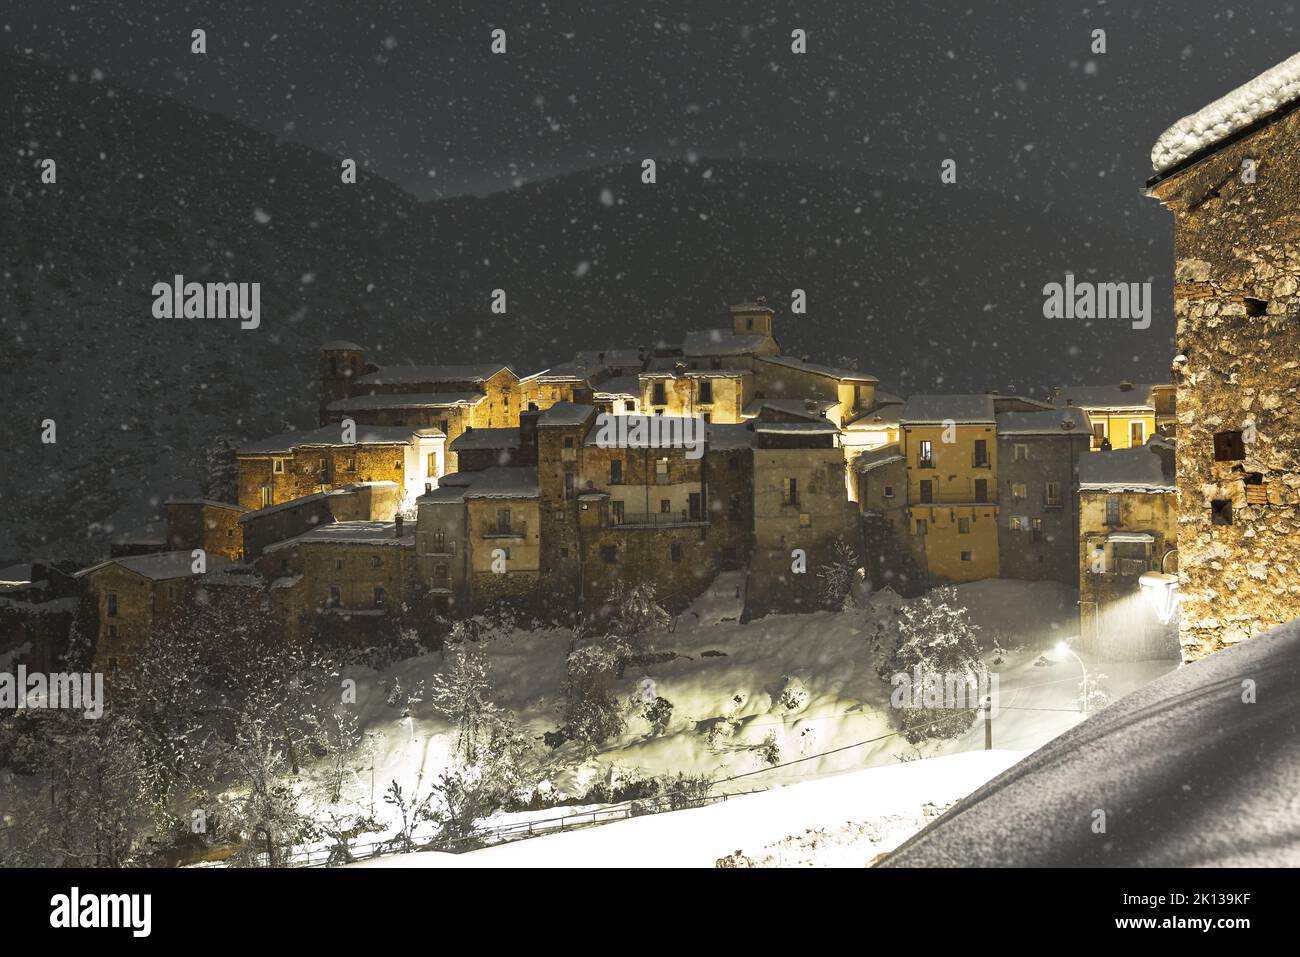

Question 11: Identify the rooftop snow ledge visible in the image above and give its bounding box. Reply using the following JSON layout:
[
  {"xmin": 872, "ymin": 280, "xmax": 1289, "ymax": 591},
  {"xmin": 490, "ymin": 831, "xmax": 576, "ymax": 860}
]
[{"xmin": 1152, "ymin": 51, "xmax": 1300, "ymax": 173}]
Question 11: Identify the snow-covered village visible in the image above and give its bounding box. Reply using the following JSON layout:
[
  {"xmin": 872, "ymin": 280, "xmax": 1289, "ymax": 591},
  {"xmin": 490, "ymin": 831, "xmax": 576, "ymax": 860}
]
[{"xmin": 1, "ymin": 1, "xmax": 1298, "ymax": 932}]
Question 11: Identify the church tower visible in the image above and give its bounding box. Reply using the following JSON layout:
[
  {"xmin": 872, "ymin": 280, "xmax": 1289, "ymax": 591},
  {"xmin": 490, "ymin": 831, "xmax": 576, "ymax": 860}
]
[
  {"xmin": 318, "ymin": 341, "xmax": 366, "ymax": 425},
  {"xmin": 730, "ymin": 297, "xmax": 776, "ymax": 341}
]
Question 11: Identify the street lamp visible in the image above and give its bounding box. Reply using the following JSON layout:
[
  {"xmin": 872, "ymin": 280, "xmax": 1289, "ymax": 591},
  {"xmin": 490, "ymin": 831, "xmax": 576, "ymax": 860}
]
[
  {"xmin": 1055, "ymin": 638, "xmax": 1089, "ymax": 714},
  {"xmin": 1138, "ymin": 548, "xmax": 1180, "ymax": 625}
]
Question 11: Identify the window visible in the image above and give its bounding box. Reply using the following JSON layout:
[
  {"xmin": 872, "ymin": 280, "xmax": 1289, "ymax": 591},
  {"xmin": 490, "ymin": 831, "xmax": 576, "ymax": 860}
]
[
  {"xmin": 370, "ymin": 555, "xmax": 381, "ymax": 569},
  {"xmin": 374, "ymin": 587, "xmax": 386, "ymax": 607},
  {"xmin": 564, "ymin": 436, "xmax": 574, "ymax": 449},
  {"xmin": 1092, "ymin": 423, "xmax": 1106, "ymax": 448},
  {"xmin": 601, "ymin": 545, "xmax": 617, "ymax": 564},
  {"xmin": 261, "ymin": 485, "xmax": 273, "ymax": 508},
  {"xmin": 393, "ymin": 461, "xmax": 402, "ymax": 472},
  {"xmin": 915, "ymin": 519, "xmax": 928, "ymax": 536},
  {"xmin": 612, "ymin": 501, "xmax": 625, "ymax": 525},
  {"xmin": 1214, "ymin": 430, "xmax": 1245, "ymax": 461},
  {"xmin": 1045, "ymin": 481, "xmax": 1062, "ymax": 506},
  {"xmin": 699, "ymin": 381, "xmax": 714, "ymax": 404},
  {"xmin": 109, "ymin": 657, "xmax": 118, "ymax": 674},
  {"xmin": 1244, "ymin": 297, "xmax": 1268, "ymax": 317},
  {"xmin": 564, "ymin": 472, "xmax": 575, "ymax": 498},
  {"xmin": 1105, "ymin": 495, "xmax": 1121, "ymax": 526},
  {"xmin": 1129, "ymin": 421, "xmax": 1145, "ymax": 447},
  {"xmin": 958, "ymin": 517, "xmax": 970, "ymax": 534},
  {"xmin": 1031, "ymin": 517, "xmax": 1043, "ymax": 543},
  {"xmin": 660, "ymin": 499, "xmax": 671, "ymax": 513},
  {"xmin": 670, "ymin": 543, "xmax": 683, "ymax": 562},
  {"xmin": 1211, "ymin": 499, "xmax": 1233, "ymax": 526},
  {"xmin": 782, "ymin": 477, "xmax": 799, "ymax": 507},
  {"xmin": 918, "ymin": 440, "xmax": 934, "ymax": 468},
  {"xmin": 437, "ymin": 419, "xmax": 448, "ymax": 435},
  {"xmin": 610, "ymin": 459, "xmax": 623, "ymax": 484},
  {"xmin": 974, "ymin": 479, "xmax": 988, "ymax": 503},
  {"xmin": 1010, "ymin": 516, "xmax": 1024, "ymax": 531},
  {"xmin": 799, "ymin": 513, "xmax": 812, "ymax": 528},
  {"xmin": 919, "ymin": 480, "xmax": 933, "ymax": 503},
  {"xmin": 273, "ymin": 459, "xmax": 285, "ymax": 474},
  {"xmin": 427, "ymin": 454, "xmax": 437, "ymax": 477},
  {"xmin": 883, "ymin": 484, "xmax": 895, "ymax": 499},
  {"xmin": 346, "ymin": 456, "xmax": 356, "ymax": 472},
  {"xmin": 652, "ymin": 382, "xmax": 666, "ymax": 405},
  {"xmin": 746, "ymin": 317, "xmax": 753, "ymax": 330},
  {"xmin": 1011, "ymin": 483, "xmax": 1027, "ymax": 501},
  {"xmin": 334, "ymin": 558, "xmax": 344, "ymax": 571},
  {"xmin": 328, "ymin": 586, "xmax": 341, "ymax": 607},
  {"xmin": 107, "ymin": 592, "xmax": 118, "ymax": 618},
  {"xmin": 497, "ymin": 508, "xmax": 512, "ymax": 533},
  {"xmin": 1013, "ymin": 443, "xmax": 1028, "ymax": 462},
  {"xmin": 974, "ymin": 439, "xmax": 989, "ymax": 468},
  {"xmin": 108, "ymin": 624, "xmax": 118, "ymax": 640},
  {"xmin": 656, "ymin": 458, "xmax": 669, "ymax": 482},
  {"xmin": 434, "ymin": 563, "xmax": 448, "ymax": 582},
  {"xmin": 960, "ymin": 551, "xmax": 973, "ymax": 562}
]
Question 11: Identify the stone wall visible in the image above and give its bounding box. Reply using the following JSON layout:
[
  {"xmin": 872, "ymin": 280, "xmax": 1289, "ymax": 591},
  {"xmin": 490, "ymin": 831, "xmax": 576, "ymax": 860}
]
[{"xmin": 1150, "ymin": 107, "xmax": 1300, "ymax": 660}]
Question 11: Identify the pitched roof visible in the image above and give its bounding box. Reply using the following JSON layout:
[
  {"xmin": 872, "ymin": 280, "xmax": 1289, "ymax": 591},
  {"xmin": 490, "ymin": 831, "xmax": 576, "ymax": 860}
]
[
  {"xmin": 1152, "ymin": 51, "xmax": 1300, "ymax": 176},
  {"xmin": 416, "ymin": 467, "xmax": 539, "ymax": 503},
  {"xmin": 448, "ymin": 427, "xmax": 521, "ymax": 452},
  {"xmin": 327, "ymin": 392, "xmax": 483, "ymax": 412},
  {"xmin": 75, "ymin": 550, "xmax": 232, "ymax": 582},
  {"xmin": 538, "ymin": 402, "xmax": 597, "ymax": 427},
  {"xmin": 237, "ymin": 482, "xmax": 399, "ymax": 523},
  {"xmin": 593, "ymin": 375, "xmax": 640, "ymax": 397},
  {"xmin": 355, "ymin": 364, "xmax": 511, "ymax": 386},
  {"xmin": 899, "ymin": 394, "xmax": 995, "ymax": 425},
  {"xmin": 854, "ymin": 444, "xmax": 907, "ymax": 473},
  {"xmin": 263, "ymin": 521, "xmax": 414, "ymax": 553},
  {"xmin": 995, "ymin": 407, "xmax": 1091, "ymax": 436},
  {"xmin": 758, "ymin": 355, "xmax": 878, "ymax": 383},
  {"xmin": 846, "ymin": 400, "xmax": 905, "ymax": 429},
  {"xmin": 239, "ymin": 425, "xmax": 433, "ymax": 454},
  {"xmin": 1053, "ymin": 383, "xmax": 1159, "ymax": 411},
  {"xmin": 742, "ymin": 397, "xmax": 837, "ymax": 422},
  {"xmin": 320, "ymin": 340, "xmax": 365, "ymax": 351},
  {"xmin": 1078, "ymin": 443, "xmax": 1176, "ymax": 491},
  {"xmin": 681, "ymin": 329, "xmax": 770, "ymax": 356}
]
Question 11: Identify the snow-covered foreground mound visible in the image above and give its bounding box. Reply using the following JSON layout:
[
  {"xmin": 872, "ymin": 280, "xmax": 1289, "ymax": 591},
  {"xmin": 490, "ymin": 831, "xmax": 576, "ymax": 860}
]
[
  {"xmin": 353, "ymin": 749, "xmax": 1026, "ymax": 868},
  {"xmin": 883, "ymin": 618, "xmax": 1300, "ymax": 867}
]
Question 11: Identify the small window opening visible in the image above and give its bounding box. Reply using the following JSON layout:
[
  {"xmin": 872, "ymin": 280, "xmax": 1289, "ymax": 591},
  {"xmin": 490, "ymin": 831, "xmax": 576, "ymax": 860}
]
[{"xmin": 1211, "ymin": 499, "xmax": 1233, "ymax": 525}]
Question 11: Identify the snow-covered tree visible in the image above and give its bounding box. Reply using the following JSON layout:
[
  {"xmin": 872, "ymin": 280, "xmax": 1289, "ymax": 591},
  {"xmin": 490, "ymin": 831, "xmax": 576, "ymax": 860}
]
[{"xmin": 817, "ymin": 537, "xmax": 860, "ymax": 611}]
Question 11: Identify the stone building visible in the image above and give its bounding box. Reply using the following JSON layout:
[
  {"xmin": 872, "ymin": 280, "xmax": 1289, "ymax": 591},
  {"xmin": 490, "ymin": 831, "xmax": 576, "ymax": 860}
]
[
  {"xmin": 237, "ymin": 425, "xmax": 443, "ymax": 511},
  {"xmin": 414, "ymin": 467, "xmax": 541, "ymax": 616},
  {"xmin": 1077, "ymin": 440, "xmax": 1179, "ymax": 661},
  {"xmin": 747, "ymin": 418, "xmax": 859, "ymax": 615},
  {"xmin": 897, "ymin": 395, "xmax": 1000, "ymax": 583},
  {"xmin": 257, "ymin": 520, "xmax": 418, "ymax": 641},
  {"xmin": 162, "ymin": 499, "xmax": 248, "ymax": 561},
  {"xmin": 994, "ymin": 407, "xmax": 1091, "ymax": 585},
  {"xmin": 239, "ymin": 482, "xmax": 401, "ymax": 559},
  {"xmin": 75, "ymin": 551, "xmax": 230, "ymax": 676},
  {"xmin": 639, "ymin": 362, "xmax": 753, "ymax": 423},
  {"xmin": 1147, "ymin": 52, "xmax": 1300, "ymax": 660}
]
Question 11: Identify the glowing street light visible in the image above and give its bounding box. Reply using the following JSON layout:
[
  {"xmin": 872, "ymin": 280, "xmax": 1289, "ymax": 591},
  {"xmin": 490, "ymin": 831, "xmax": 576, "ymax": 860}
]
[
  {"xmin": 1055, "ymin": 638, "xmax": 1089, "ymax": 714},
  {"xmin": 1138, "ymin": 549, "xmax": 1180, "ymax": 625}
]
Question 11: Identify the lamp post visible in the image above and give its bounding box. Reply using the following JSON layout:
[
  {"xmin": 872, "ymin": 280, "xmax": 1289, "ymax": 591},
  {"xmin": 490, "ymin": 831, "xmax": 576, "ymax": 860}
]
[
  {"xmin": 1056, "ymin": 639, "xmax": 1089, "ymax": 714},
  {"xmin": 1138, "ymin": 548, "xmax": 1180, "ymax": 625}
]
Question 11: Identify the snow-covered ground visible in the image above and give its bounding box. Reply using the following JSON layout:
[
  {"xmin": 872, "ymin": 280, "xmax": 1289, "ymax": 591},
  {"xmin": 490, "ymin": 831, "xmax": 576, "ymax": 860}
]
[
  {"xmin": 287, "ymin": 578, "xmax": 1177, "ymax": 858},
  {"xmin": 354, "ymin": 750, "xmax": 1027, "ymax": 868}
]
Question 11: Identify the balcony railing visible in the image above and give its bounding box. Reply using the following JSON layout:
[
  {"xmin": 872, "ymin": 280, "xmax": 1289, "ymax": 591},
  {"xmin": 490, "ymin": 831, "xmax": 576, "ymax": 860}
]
[{"xmin": 611, "ymin": 510, "xmax": 706, "ymax": 528}]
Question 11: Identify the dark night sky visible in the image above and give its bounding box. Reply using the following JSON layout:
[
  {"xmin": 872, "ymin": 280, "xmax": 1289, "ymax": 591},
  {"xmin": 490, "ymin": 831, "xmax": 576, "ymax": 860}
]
[{"xmin": 3, "ymin": 0, "xmax": 1298, "ymax": 206}]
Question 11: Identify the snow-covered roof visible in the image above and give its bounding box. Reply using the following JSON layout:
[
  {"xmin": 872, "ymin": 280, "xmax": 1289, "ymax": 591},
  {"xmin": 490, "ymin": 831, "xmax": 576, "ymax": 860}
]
[
  {"xmin": 995, "ymin": 408, "xmax": 1090, "ymax": 436},
  {"xmin": 75, "ymin": 550, "xmax": 232, "ymax": 581},
  {"xmin": 1078, "ymin": 444, "xmax": 1175, "ymax": 491},
  {"xmin": 742, "ymin": 397, "xmax": 836, "ymax": 422},
  {"xmin": 705, "ymin": 423, "xmax": 756, "ymax": 451},
  {"xmin": 327, "ymin": 392, "xmax": 482, "ymax": 412},
  {"xmin": 239, "ymin": 425, "xmax": 433, "ymax": 454},
  {"xmin": 449, "ymin": 427, "xmax": 522, "ymax": 451},
  {"xmin": 164, "ymin": 498, "xmax": 248, "ymax": 512},
  {"xmin": 681, "ymin": 329, "xmax": 770, "ymax": 356},
  {"xmin": 753, "ymin": 421, "xmax": 840, "ymax": 435},
  {"xmin": 643, "ymin": 358, "xmax": 751, "ymax": 379},
  {"xmin": 846, "ymin": 400, "xmax": 905, "ymax": 429},
  {"xmin": 416, "ymin": 467, "xmax": 539, "ymax": 504},
  {"xmin": 320, "ymin": 340, "xmax": 365, "ymax": 351},
  {"xmin": 593, "ymin": 375, "xmax": 640, "ymax": 397},
  {"xmin": 263, "ymin": 521, "xmax": 414, "ymax": 553},
  {"xmin": 854, "ymin": 445, "xmax": 906, "ymax": 473},
  {"xmin": 759, "ymin": 355, "xmax": 878, "ymax": 383},
  {"xmin": 0, "ymin": 564, "xmax": 32, "ymax": 586},
  {"xmin": 538, "ymin": 402, "xmax": 596, "ymax": 427},
  {"xmin": 238, "ymin": 483, "xmax": 398, "ymax": 522},
  {"xmin": 1152, "ymin": 52, "xmax": 1300, "ymax": 174},
  {"xmin": 900, "ymin": 394, "xmax": 995, "ymax": 425},
  {"xmin": 1053, "ymin": 383, "xmax": 1157, "ymax": 411},
  {"xmin": 356, "ymin": 364, "xmax": 511, "ymax": 386}
]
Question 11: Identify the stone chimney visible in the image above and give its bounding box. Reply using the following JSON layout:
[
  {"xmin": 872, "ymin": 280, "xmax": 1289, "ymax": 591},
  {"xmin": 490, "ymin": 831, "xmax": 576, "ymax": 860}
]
[{"xmin": 394, "ymin": 514, "xmax": 404, "ymax": 538}]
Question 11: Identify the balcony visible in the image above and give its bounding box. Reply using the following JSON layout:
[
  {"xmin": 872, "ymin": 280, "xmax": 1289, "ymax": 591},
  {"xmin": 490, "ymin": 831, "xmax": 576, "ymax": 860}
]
[{"xmin": 611, "ymin": 510, "xmax": 706, "ymax": 528}]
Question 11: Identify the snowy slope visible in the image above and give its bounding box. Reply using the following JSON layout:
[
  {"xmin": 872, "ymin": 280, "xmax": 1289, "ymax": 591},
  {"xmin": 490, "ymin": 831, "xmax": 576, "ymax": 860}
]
[
  {"xmin": 883, "ymin": 616, "xmax": 1300, "ymax": 867},
  {"xmin": 353, "ymin": 750, "xmax": 1026, "ymax": 868}
]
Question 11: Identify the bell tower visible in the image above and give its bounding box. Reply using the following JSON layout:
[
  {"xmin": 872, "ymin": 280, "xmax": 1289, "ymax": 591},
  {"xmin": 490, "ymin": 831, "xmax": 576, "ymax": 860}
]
[
  {"xmin": 319, "ymin": 340, "xmax": 366, "ymax": 424},
  {"xmin": 730, "ymin": 297, "xmax": 775, "ymax": 339}
]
